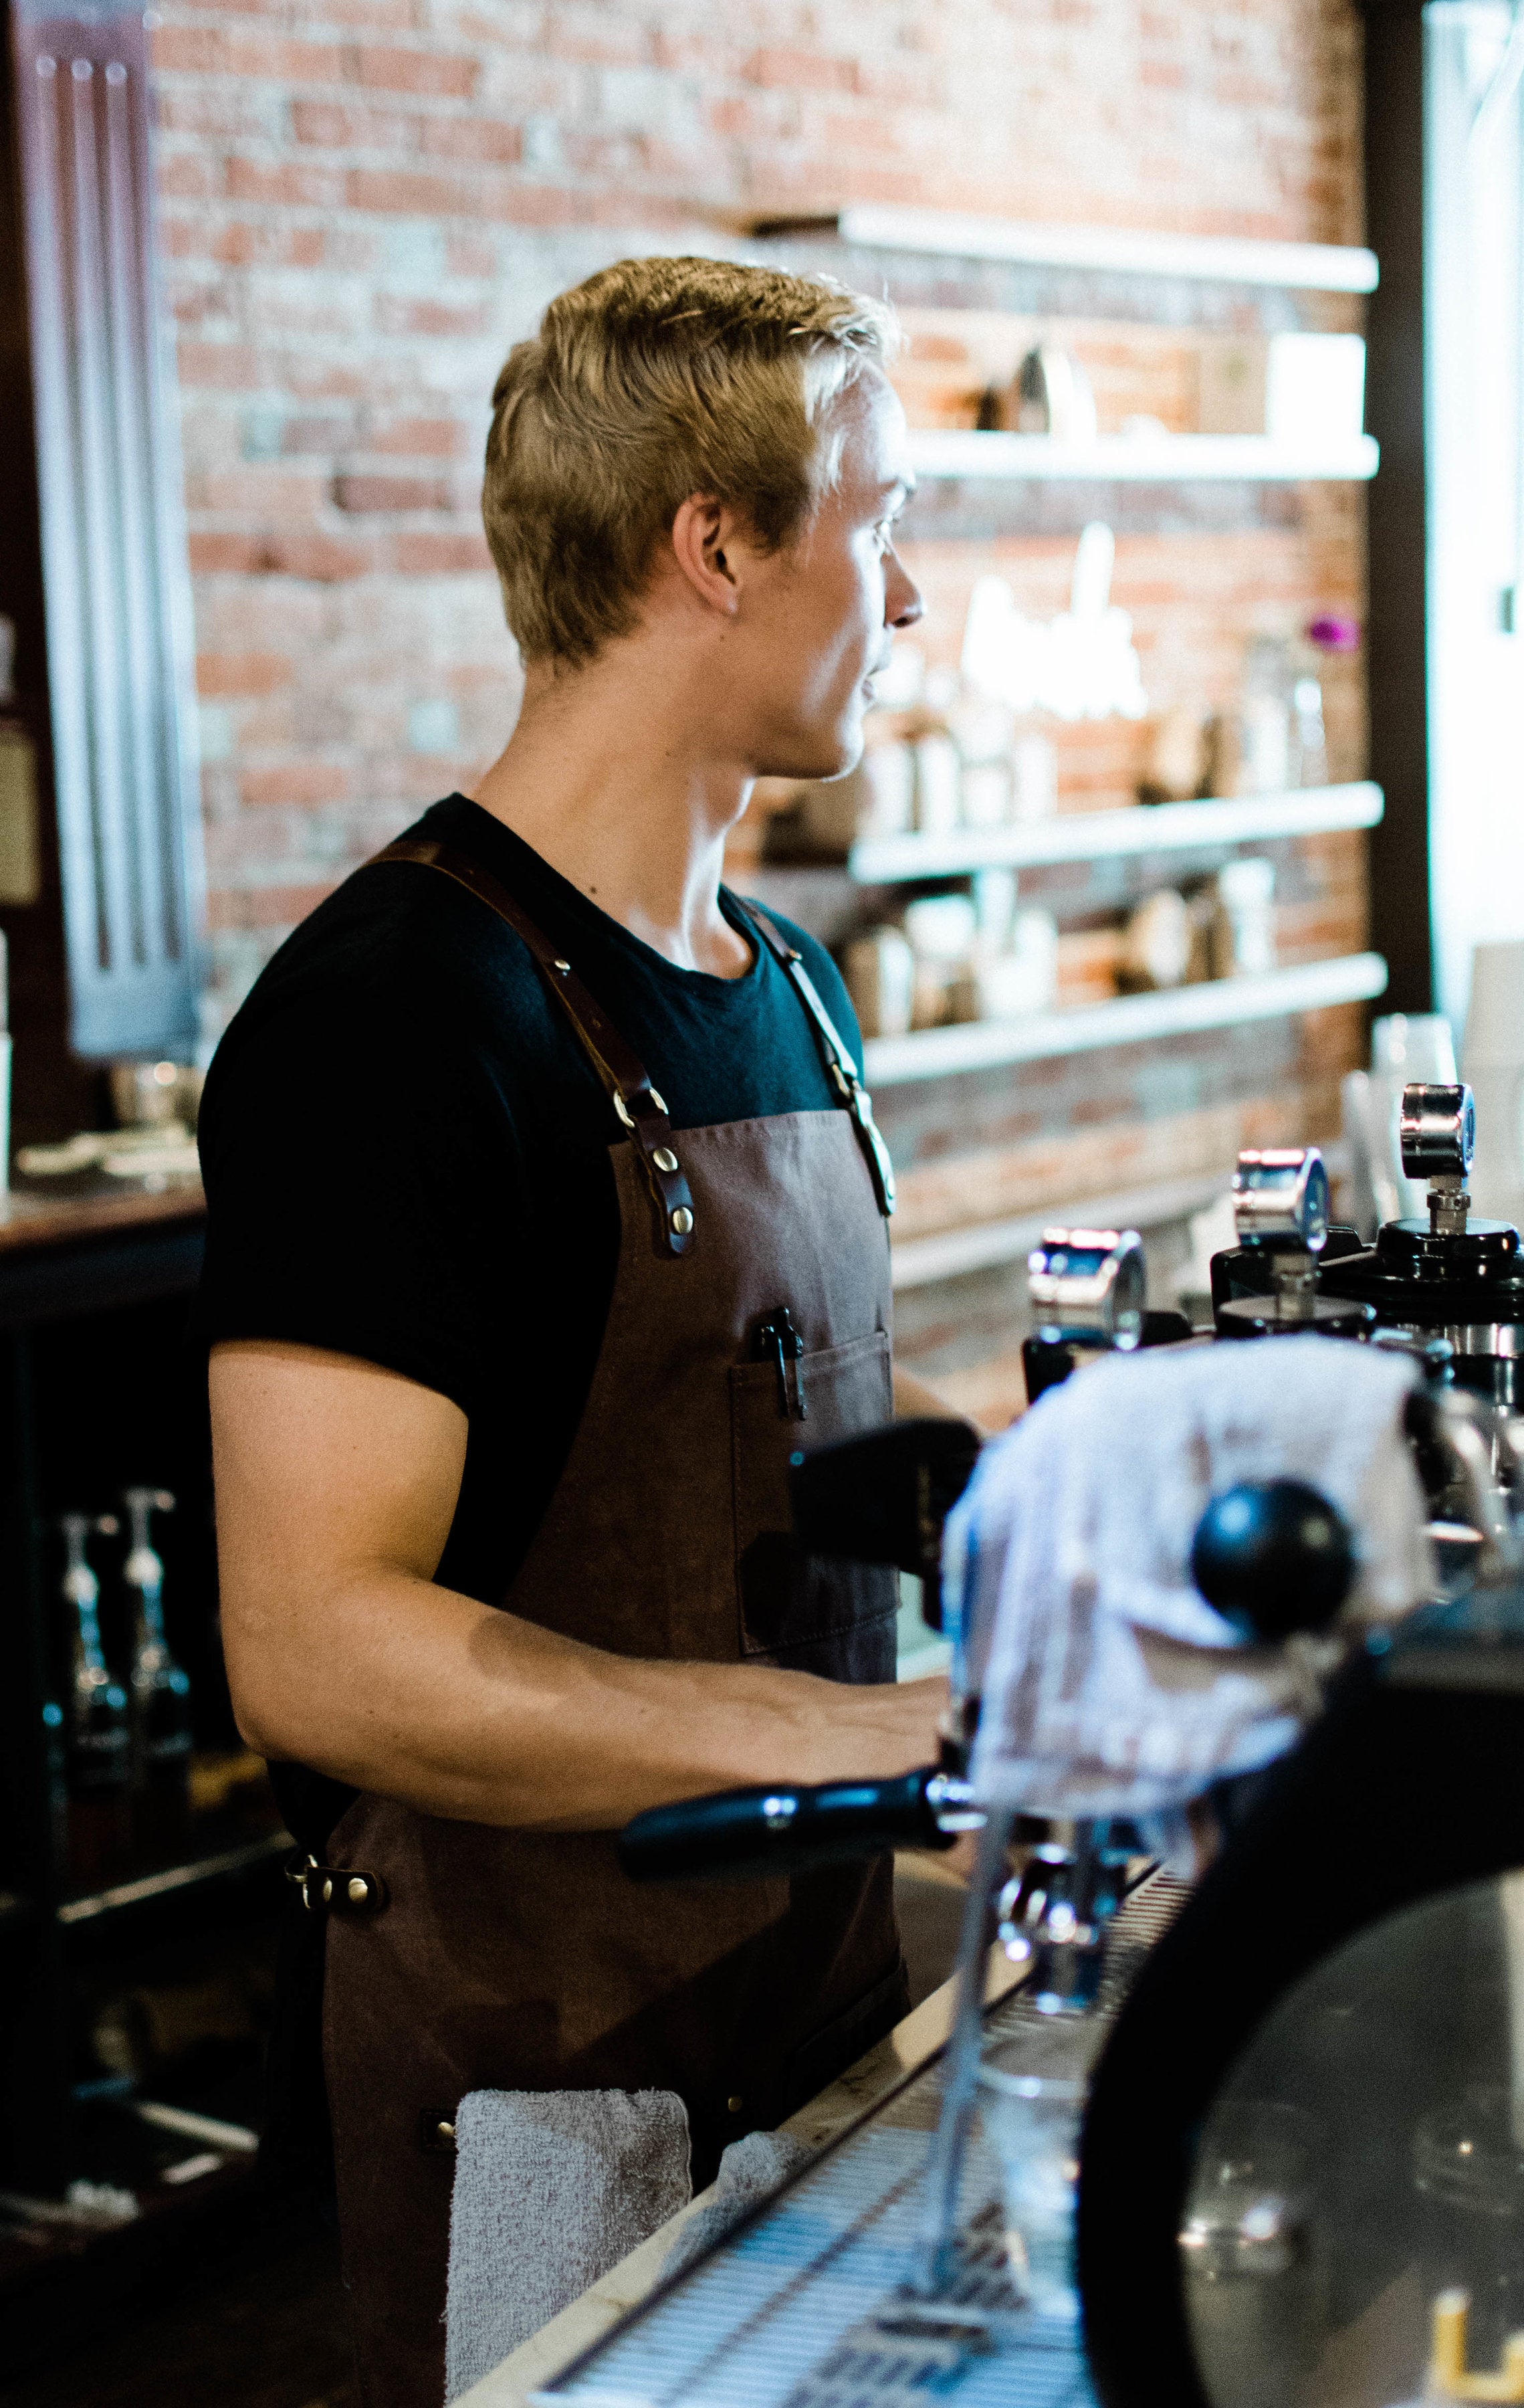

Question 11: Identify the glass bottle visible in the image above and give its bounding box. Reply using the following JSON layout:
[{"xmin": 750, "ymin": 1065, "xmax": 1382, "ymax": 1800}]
[
  {"xmin": 62, "ymin": 1512, "xmax": 133, "ymax": 1890},
  {"xmin": 41, "ymin": 1698, "xmax": 68, "ymax": 1871},
  {"xmin": 1290, "ymin": 643, "xmax": 1329, "ymax": 789},
  {"xmin": 1236, "ymin": 636, "xmax": 1294, "ymax": 795},
  {"xmin": 123, "ymin": 1487, "xmax": 193, "ymax": 1865}
]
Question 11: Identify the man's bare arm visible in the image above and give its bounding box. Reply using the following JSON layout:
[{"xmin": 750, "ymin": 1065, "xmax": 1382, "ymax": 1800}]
[{"xmin": 211, "ymin": 1339, "xmax": 944, "ymax": 1832}]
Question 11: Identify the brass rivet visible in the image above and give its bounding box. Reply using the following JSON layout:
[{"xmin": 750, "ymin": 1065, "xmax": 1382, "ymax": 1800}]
[
  {"xmin": 726, "ymin": 2095, "xmax": 744, "ymax": 2114},
  {"xmin": 437, "ymin": 2120, "xmax": 455, "ymax": 2142},
  {"xmin": 552, "ymin": 958, "xmax": 570, "ymax": 974},
  {"xmin": 347, "ymin": 1877, "xmax": 368, "ymax": 1905},
  {"xmin": 321, "ymin": 1876, "xmax": 333, "ymax": 1904},
  {"xmin": 653, "ymin": 1146, "xmax": 679, "ymax": 1174},
  {"xmin": 670, "ymin": 1206, "xmax": 693, "ymax": 1236}
]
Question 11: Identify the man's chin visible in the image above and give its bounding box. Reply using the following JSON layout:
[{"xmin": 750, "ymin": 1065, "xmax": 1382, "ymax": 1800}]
[{"xmin": 758, "ymin": 723, "xmax": 864, "ymax": 785}]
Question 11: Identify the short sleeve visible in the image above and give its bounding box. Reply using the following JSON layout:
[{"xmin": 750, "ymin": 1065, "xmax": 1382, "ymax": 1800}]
[{"xmin": 195, "ymin": 981, "xmax": 522, "ymax": 1418}]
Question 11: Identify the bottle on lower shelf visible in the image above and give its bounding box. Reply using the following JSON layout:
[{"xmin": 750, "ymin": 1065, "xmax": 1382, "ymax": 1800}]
[
  {"xmin": 123, "ymin": 1487, "xmax": 194, "ymax": 1867},
  {"xmin": 60, "ymin": 1512, "xmax": 133, "ymax": 1891}
]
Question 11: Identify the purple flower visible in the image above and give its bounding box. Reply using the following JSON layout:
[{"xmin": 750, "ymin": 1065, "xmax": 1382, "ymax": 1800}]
[{"xmin": 1307, "ymin": 615, "xmax": 1360, "ymax": 653}]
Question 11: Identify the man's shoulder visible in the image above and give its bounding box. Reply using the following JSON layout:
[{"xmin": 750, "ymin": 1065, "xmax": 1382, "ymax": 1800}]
[
  {"xmin": 200, "ymin": 807, "xmax": 564, "ymax": 1156},
  {"xmin": 228, "ymin": 805, "xmax": 545, "ymax": 1036},
  {"xmin": 727, "ymin": 890, "xmax": 864, "ymax": 1076}
]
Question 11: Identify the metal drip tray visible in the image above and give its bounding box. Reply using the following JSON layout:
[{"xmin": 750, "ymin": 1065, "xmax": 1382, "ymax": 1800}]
[{"xmin": 533, "ymin": 1874, "xmax": 1188, "ymax": 2408}]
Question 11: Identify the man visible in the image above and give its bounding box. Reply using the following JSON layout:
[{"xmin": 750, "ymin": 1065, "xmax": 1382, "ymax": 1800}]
[{"xmin": 201, "ymin": 255, "xmax": 949, "ymax": 2406}]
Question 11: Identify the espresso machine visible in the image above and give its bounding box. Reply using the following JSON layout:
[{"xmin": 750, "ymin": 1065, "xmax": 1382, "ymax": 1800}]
[
  {"xmin": 1212, "ymin": 1146, "xmax": 1376, "ymax": 1339},
  {"xmin": 1213, "ymin": 1084, "xmax": 1524, "ymax": 1403},
  {"xmin": 984, "ymin": 1162, "xmax": 1524, "ymax": 2408},
  {"xmin": 1078, "ymin": 1492, "xmax": 1524, "ymax": 2408},
  {"xmin": 613, "ymin": 1373, "xmax": 1524, "ymax": 2408},
  {"xmin": 609, "ymin": 1087, "xmax": 1524, "ymax": 2408}
]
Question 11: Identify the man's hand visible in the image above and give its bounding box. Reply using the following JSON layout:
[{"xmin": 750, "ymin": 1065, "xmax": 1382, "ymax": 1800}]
[{"xmin": 211, "ymin": 1340, "xmax": 945, "ymax": 1832}]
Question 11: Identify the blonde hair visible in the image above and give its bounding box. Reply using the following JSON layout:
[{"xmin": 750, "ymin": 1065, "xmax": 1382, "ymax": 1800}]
[{"xmin": 482, "ymin": 256, "xmax": 898, "ymax": 666}]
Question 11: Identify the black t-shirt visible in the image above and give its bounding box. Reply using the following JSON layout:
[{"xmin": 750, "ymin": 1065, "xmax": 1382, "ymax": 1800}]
[{"xmin": 195, "ymin": 792, "xmax": 867, "ymax": 1618}]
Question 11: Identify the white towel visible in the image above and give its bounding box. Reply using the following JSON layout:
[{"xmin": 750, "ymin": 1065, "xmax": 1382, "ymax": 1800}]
[
  {"xmin": 956, "ymin": 1333, "xmax": 1430, "ymax": 1821},
  {"xmin": 661, "ymin": 2128, "xmax": 816, "ymax": 2278},
  {"xmin": 444, "ymin": 2088, "xmax": 691, "ymax": 2403}
]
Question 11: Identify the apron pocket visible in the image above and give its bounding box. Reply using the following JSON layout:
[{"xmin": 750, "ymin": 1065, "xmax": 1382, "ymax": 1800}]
[{"xmin": 731, "ymin": 1325, "xmax": 897, "ymax": 1666}]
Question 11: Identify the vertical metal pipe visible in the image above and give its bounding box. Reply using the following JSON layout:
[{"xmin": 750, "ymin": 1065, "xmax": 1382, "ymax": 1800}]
[{"xmin": 911, "ymin": 1807, "xmax": 1013, "ymax": 2294}]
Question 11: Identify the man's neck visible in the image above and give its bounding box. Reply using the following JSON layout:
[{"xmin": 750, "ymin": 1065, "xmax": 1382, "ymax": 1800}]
[{"xmin": 469, "ymin": 646, "xmax": 755, "ymax": 979}]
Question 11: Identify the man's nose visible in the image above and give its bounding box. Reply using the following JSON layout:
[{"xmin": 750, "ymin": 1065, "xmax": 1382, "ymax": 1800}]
[{"xmin": 885, "ymin": 546, "xmax": 923, "ymax": 630}]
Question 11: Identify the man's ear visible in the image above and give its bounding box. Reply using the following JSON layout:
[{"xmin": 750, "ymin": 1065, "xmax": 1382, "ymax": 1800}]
[{"xmin": 669, "ymin": 493, "xmax": 746, "ymax": 619}]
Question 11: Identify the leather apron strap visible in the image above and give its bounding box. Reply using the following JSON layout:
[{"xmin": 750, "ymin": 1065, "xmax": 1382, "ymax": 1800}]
[
  {"xmin": 725, "ymin": 894, "xmax": 896, "ymax": 1220},
  {"xmin": 370, "ymin": 837, "xmax": 696, "ymax": 1257},
  {"xmin": 368, "ymin": 839, "xmax": 896, "ymax": 1241}
]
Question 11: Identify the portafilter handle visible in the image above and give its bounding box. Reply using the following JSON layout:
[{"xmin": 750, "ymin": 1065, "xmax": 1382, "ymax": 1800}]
[
  {"xmin": 618, "ymin": 1769, "xmax": 983, "ymax": 1884},
  {"xmin": 1400, "ymin": 1081, "xmax": 1475, "ymax": 1239}
]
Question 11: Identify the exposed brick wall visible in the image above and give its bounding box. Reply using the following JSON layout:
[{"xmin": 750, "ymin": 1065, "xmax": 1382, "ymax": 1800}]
[
  {"xmin": 151, "ymin": 0, "xmax": 1370, "ymax": 1403},
  {"xmin": 150, "ymin": 0, "xmax": 1366, "ymax": 1013}
]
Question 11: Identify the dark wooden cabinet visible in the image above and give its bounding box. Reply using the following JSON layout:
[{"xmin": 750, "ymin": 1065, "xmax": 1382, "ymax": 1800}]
[{"xmin": 0, "ymin": 1189, "xmax": 290, "ymax": 2332}]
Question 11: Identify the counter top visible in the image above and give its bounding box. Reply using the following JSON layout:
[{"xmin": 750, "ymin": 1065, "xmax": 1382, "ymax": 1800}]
[
  {"xmin": 0, "ymin": 1177, "xmax": 206, "ymax": 1327},
  {"xmin": 457, "ymin": 1938, "xmax": 1024, "ymax": 2408},
  {"xmin": 0, "ymin": 1177, "xmax": 203, "ymax": 1256}
]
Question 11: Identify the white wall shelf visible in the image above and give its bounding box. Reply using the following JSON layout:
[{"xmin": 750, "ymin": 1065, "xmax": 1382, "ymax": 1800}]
[
  {"xmin": 863, "ymin": 951, "xmax": 1388, "ymax": 1087},
  {"xmin": 754, "ymin": 205, "xmax": 1380, "ymax": 294},
  {"xmin": 847, "ymin": 781, "xmax": 1382, "ymax": 884},
  {"xmin": 907, "ymin": 429, "xmax": 1379, "ymax": 484},
  {"xmin": 889, "ymin": 1144, "xmax": 1349, "ymax": 1291},
  {"xmin": 890, "ymin": 1168, "xmax": 1233, "ymax": 1291}
]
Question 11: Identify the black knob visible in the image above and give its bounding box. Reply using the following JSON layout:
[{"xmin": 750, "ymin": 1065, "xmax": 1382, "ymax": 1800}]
[{"xmin": 1190, "ymin": 1478, "xmax": 1355, "ymax": 1642}]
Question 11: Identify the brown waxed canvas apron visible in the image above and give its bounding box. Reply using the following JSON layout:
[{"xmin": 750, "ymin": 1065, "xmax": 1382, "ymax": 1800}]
[{"xmin": 320, "ymin": 840, "xmax": 908, "ymax": 2408}]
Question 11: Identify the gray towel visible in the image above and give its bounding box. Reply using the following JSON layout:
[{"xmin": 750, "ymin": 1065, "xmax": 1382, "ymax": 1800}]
[
  {"xmin": 444, "ymin": 2088, "xmax": 691, "ymax": 2403},
  {"xmin": 661, "ymin": 2127, "xmax": 817, "ymax": 2279}
]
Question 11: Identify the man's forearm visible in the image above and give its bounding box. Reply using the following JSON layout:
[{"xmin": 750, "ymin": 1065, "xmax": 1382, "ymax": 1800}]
[
  {"xmin": 211, "ymin": 1338, "xmax": 944, "ymax": 1829},
  {"xmin": 231, "ymin": 1563, "xmax": 942, "ymax": 1830}
]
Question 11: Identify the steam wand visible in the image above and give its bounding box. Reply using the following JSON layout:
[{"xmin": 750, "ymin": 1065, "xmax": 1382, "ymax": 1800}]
[{"xmin": 911, "ymin": 1474, "xmax": 1359, "ymax": 2296}]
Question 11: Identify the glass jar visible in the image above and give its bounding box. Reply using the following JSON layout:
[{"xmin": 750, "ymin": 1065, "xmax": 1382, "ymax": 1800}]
[{"xmin": 977, "ymin": 2060, "xmax": 1086, "ymax": 2322}]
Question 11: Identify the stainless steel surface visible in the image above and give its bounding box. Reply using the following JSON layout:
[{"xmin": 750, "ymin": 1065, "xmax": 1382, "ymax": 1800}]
[
  {"xmin": 925, "ymin": 1774, "xmax": 984, "ymax": 1834},
  {"xmin": 537, "ymin": 1872, "xmax": 1189, "ymax": 2408},
  {"xmin": 1025, "ymin": 1227, "xmax": 1145, "ymax": 1350},
  {"xmin": 1399, "ymin": 1081, "xmax": 1476, "ymax": 1182},
  {"xmin": 1424, "ymin": 1389, "xmax": 1521, "ymax": 1585},
  {"xmin": 913, "ymin": 1811, "xmax": 1016, "ymax": 2295},
  {"xmin": 1231, "ymin": 1148, "xmax": 1330, "ymax": 1254},
  {"xmin": 994, "ymin": 1827, "xmax": 1133, "ymax": 2017},
  {"xmin": 1440, "ymin": 1323, "xmax": 1524, "ymax": 1359}
]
